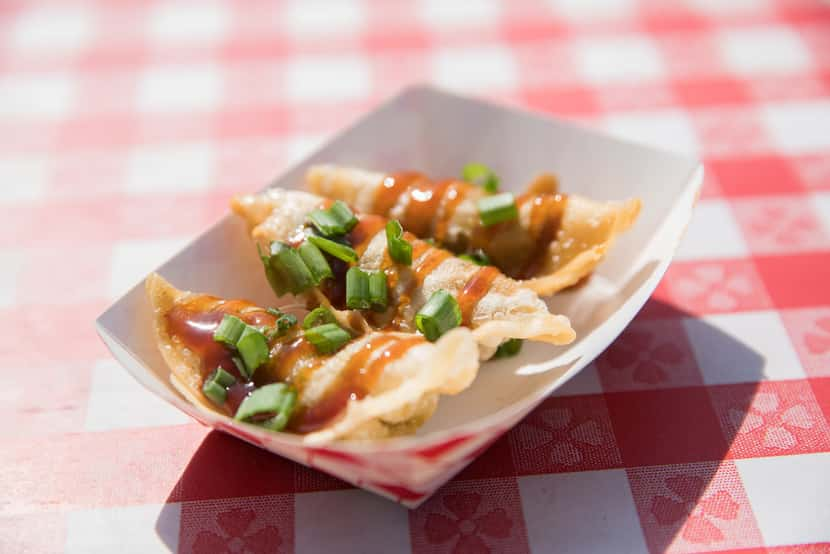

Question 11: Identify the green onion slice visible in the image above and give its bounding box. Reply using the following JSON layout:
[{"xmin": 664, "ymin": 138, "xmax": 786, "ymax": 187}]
[
  {"xmin": 202, "ymin": 367, "xmax": 236, "ymax": 406},
  {"xmin": 305, "ymin": 322, "xmax": 351, "ymax": 354},
  {"xmin": 415, "ymin": 289, "xmax": 462, "ymax": 342},
  {"xmin": 234, "ymin": 383, "xmax": 297, "ymax": 432},
  {"xmin": 385, "ymin": 220, "xmax": 413, "ymax": 266},
  {"xmin": 307, "ymin": 235, "xmax": 358, "ymax": 263},
  {"xmin": 308, "ymin": 200, "xmax": 358, "ymax": 237},
  {"xmin": 277, "ymin": 313, "xmax": 298, "ymax": 332},
  {"xmin": 303, "ymin": 307, "xmax": 336, "ymax": 329},
  {"xmin": 232, "ymin": 356, "xmax": 249, "ymax": 380},
  {"xmin": 213, "ymin": 314, "xmax": 246, "ymax": 347},
  {"xmin": 462, "ymin": 162, "xmax": 499, "ymax": 193},
  {"xmin": 477, "ymin": 192, "xmax": 518, "ymax": 227},
  {"xmin": 202, "ymin": 380, "xmax": 226, "ymax": 406},
  {"xmin": 494, "ymin": 338, "xmax": 523, "ymax": 358},
  {"xmin": 237, "ymin": 326, "xmax": 269, "ymax": 377},
  {"xmin": 345, "ymin": 266, "xmax": 370, "ymax": 310},
  {"xmin": 258, "ymin": 243, "xmax": 289, "ymax": 296},
  {"xmin": 298, "ymin": 240, "xmax": 333, "ymax": 284},
  {"xmin": 269, "ymin": 241, "xmax": 315, "ymax": 294},
  {"xmin": 458, "ymin": 249, "xmax": 491, "ymax": 266},
  {"xmin": 368, "ymin": 270, "xmax": 388, "ymax": 312}
]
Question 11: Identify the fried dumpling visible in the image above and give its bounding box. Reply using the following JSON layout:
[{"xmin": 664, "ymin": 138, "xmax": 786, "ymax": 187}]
[
  {"xmin": 230, "ymin": 189, "xmax": 575, "ymax": 356},
  {"xmin": 146, "ymin": 273, "xmax": 479, "ymax": 444},
  {"xmin": 306, "ymin": 164, "xmax": 640, "ymax": 295}
]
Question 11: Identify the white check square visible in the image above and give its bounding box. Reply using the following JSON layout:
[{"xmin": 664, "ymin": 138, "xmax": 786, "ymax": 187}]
[
  {"xmin": 605, "ymin": 109, "xmax": 700, "ymax": 156},
  {"xmin": 0, "ymin": 73, "xmax": 77, "ymax": 119},
  {"xmin": 547, "ymin": 0, "xmax": 636, "ymax": 20},
  {"xmin": 66, "ymin": 503, "xmax": 180, "ymax": 553},
  {"xmin": 684, "ymin": 311, "xmax": 805, "ymax": 384},
  {"xmin": 84, "ymin": 359, "xmax": 189, "ymax": 431},
  {"xmin": 718, "ymin": 25, "xmax": 812, "ymax": 76},
  {"xmin": 0, "ymin": 156, "xmax": 49, "ymax": 202},
  {"xmin": 575, "ymin": 35, "xmax": 665, "ymax": 83},
  {"xmin": 283, "ymin": 0, "xmax": 365, "ymax": 36},
  {"xmin": 125, "ymin": 142, "xmax": 216, "ymax": 195},
  {"xmin": 675, "ymin": 199, "xmax": 749, "ymax": 261},
  {"xmin": 136, "ymin": 64, "xmax": 224, "ymax": 112},
  {"xmin": 737, "ymin": 453, "xmax": 830, "ymax": 546},
  {"xmin": 519, "ymin": 470, "xmax": 647, "ymax": 553},
  {"xmin": 0, "ymin": 250, "xmax": 23, "ymax": 309},
  {"xmin": 294, "ymin": 489, "xmax": 410, "ymax": 553},
  {"xmin": 148, "ymin": 1, "xmax": 230, "ymax": 43},
  {"xmin": 284, "ymin": 56, "xmax": 371, "ymax": 102},
  {"xmin": 432, "ymin": 45, "xmax": 519, "ymax": 92},
  {"xmin": 420, "ymin": 0, "xmax": 500, "ymax": 27},
  {"xmin": 814, "ymin": 192, "xmax": 830, "ymax": 234},
  {"xmin": 761, "ymin": 100, "xmax": 830, "ymax": 154},
  {"xmin": 10, "ymin": 6, "xmax": 95, "ymax": 52}
]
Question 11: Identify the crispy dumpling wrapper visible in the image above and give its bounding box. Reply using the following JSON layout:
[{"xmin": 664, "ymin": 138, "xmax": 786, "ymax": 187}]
[
  {"xmin": 306, "ymin": 164, "xmax": 640, "ymax": 295},
  {"xmin": 230, "ymin": 189, "xmax": 575, "ymax": 354},
  {"xmin": 146, "ymin": 273, "xmax": 479, "ymax": 443}
]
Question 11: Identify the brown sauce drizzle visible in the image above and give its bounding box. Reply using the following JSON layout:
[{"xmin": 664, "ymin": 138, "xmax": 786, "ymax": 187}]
[
  {"xmin": 457, "ymin": 266, "xmax": 500, "ymax": 325},
  {"xmin": 373, "ymin": 172, "xmax": 424, "ymax": 216},
  {"xmin": 346, "ymin": 214, "xmax": 386, "ymax": 256},
  {"xmin": 290, "ymin": 335, "xmax": 424, "ymax": 433},
  {"xmin": 434, "ymin": 181, "xmax": 473, "ymax": 243},
  {"xmin": 401, "ymin": 178, "xmax": 452, "ymax": 238},
  {"xmin": 518, "ymin": 193, "xmax": 568, "ymax": 279}
]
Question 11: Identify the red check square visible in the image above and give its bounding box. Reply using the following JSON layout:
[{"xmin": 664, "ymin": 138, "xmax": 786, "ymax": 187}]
[
  {"xmin": 754, "ymin": 252, "xmax": 830, "ymax": 309},
  {"xmin": 606, "ymin": 387, "xmax": 726, "ymax": 466},
  {"xmin": 710, "ymin": 155, "xmax": 807, "ymax": 197}
]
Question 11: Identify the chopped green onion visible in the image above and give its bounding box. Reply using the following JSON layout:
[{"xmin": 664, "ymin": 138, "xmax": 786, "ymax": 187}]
[
  {"xmin": 345, "ymin": 267, "xmax": 370, "ymax": 310},
  {"xmin": 385, "ymin": 220, "xmax": 412, "ymax": 266},
  {"xmin": 237, "ymin": 326, "xmax": 269, "ymax": 377},
  {"xmin": 477, "ymin": 192, "xmax": 518, "ymax": 227},
  {"xmin": 277, "ymin": 313, "xmax": 297, "ymax": 332},
  {"xmin": 211, "ymin": 366, "xmax": 237, "ymax": 387},
  {"xmin": 494, "ymin": 338, "xmax": 523, "ymax": 358},
  {"xmin": 234, "ymin": 383, "xmax": 297, "ymax": 432},
  {"xmin": 266, "ymin": 307, "xmax": 283, "ymax": 318},
  {"xmin": 307, "ymin": 235, "xmax": 358, "ymax": 263},
  {"xmin": 232, "ymin": 356, "xmax": 249, "ymax": 380},
  {"xmin": 368, "ymin": 271, "xmax": 388, "ymax": 312},
  {"xmin": 458, "ymin": 249, "xmax": 491, "ymax": 266},
  {"xmin": 202, "ymin": 367, "xmax": 236, "ymax": 406},
  {"xmin": 202, "ymin": 380, "xmax": 226, "ymax": 406},
  {"xmin": 303, "ymin": 307, "xmax": 336, "ymax": 329},
  {"xmin": 269, "ymin": 241, "xmax": 315, "ymax": 294},
  {"xmin": 308, "ymin": 200, "xmax": 358, "ymax": 237},
  {"xmin": 305, "ymin": 322, "xmax": 351, "ymax": 354},
  {"xmin": 462, "ymin": 162, "xmax": 499, "ymax": 193},
  {"xmin": 298, "ymin": 240, "xmax": 333, "ymax": 284},
  {"xmin": 213, "ymin": 314, "xmax": 246, "ymax": 347},
  {"xmin": 258, "ymin": 243, "xmax": 289, "ymax": 296},
  {"xmin": 415, "ymin": 289, "xmax": 462, "ymax": 342}
]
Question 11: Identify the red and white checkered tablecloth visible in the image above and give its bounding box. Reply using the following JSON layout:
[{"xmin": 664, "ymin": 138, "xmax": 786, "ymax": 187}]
[{"xmin": 2, "ymin": 0, "xmax": 829, "ymax": 552}]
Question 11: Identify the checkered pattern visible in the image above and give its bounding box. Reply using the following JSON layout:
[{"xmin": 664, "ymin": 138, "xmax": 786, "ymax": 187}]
[{"xmin": 1, "ymin": 0, "xmax": 829, "ymax": 552}]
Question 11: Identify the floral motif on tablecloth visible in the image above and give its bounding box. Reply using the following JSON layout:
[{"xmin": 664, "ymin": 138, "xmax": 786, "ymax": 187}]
[
  {"xmin": 628, "ymin": 462, "xmax": 763, "ymax": 553},
  {"xmin": 509, "ymin": 396, "xmax": 622, "ymax": 474},
  {"xmin": 709, "ymin": 382, "xmax": 830, "ymax": 458},
  {"xmin": 780, "ymin": 307, "xmax": 830, "ymax": 377},
  {"xmin": 596, "ymin": 320, "xmax": 702, "ymax": 391},
  {"xmin": 179, "ymin": 495, "xmax": 293, "ymax": 554},
  {"xmin": 665, "ymin": 261, "xmax": 771, "ymax": 313},
  {"xmin": 732, "ymin": 197, "xmax": 830, "ymax": 254},
  {"xmin": 409, "ymin": 478, "xmax": 529, "ymax": 554}
]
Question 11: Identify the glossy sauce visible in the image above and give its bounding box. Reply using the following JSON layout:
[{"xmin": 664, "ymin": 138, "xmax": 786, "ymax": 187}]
[
  {"xmin": 401, "ymin": 179, "xmax": 452, "ymax": 238},
  {"xmin": 347, "ymin": 215, "xmax": 386, "ymax": 256},
  {"xmin": 457, "ymin": 266, "xmax": 500, "ymax": 325},
  {"xmin": 373, "ymin": 172, "xmax": 423, "ymax": 216},
  {"xmin": 165, "ymin": 297, "xmax": 278, "ymax": 414},
  {"xmin": 518, "ymin": 193, "xmax": 568, "ymax": 278},
  {"xmin": 291, "ymin": 335, "xmax": 424, "ymax": 433},
  {"xmin": 433, "ymin": 181, "xmax": 473, "ymax": 243}
]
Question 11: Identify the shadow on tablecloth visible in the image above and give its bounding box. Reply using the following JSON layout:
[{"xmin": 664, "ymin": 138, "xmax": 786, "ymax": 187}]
[{"xmin": 156, "ymin": 298, "xmax": 764, "ymax": 553}]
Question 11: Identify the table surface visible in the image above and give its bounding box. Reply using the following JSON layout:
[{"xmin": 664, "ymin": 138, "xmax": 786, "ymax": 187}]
[{"xmin": 2, "ymin": 0, "xmax": 829, "ymax": 552}]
